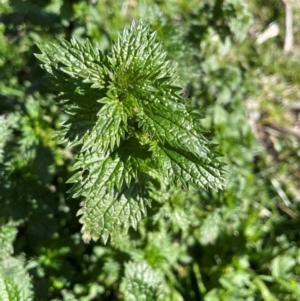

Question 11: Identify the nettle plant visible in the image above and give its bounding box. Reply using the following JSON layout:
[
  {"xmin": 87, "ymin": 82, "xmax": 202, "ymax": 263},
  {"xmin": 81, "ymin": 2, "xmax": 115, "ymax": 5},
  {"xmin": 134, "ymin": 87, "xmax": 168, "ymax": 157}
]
[{"xmin": 36, "ymin": 22, "xmax": 225, "ymax": 243}]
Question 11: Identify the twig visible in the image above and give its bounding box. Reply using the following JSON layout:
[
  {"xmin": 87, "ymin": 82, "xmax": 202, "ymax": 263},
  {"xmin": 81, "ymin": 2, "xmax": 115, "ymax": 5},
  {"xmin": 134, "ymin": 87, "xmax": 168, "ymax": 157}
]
[
  {"xmin": 265, "ymin": 122, "xmax": 300, "ymax": 139},
  {"xmin": 282, "ymin": 0, "xmax": 294, "ymax": 52}
]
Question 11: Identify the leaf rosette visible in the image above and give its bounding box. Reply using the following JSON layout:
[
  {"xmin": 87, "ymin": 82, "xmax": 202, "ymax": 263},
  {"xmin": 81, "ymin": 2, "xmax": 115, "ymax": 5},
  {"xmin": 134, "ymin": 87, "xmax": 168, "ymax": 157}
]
[{"xmin": 36, "ymin": 22, "xmax": 225, "ymax": 243}]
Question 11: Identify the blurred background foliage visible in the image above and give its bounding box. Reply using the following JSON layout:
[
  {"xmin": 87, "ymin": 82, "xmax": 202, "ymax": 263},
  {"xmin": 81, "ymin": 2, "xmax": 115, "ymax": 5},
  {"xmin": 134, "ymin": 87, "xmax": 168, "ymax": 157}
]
[{"xmin": 0, "ymin": 0, "xmax": 300, "ymax": 300}]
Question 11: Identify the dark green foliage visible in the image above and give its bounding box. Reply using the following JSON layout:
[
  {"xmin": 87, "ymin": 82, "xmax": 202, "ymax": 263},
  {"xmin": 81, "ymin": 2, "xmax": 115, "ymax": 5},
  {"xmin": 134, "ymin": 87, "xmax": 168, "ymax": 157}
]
[
  {"xmin": 1, "ymin": 0, "xmax": 300, "ymax": 300},
  {"xmin": 36, "ymin": 22, "xmax": 225, "ymax": 243}
]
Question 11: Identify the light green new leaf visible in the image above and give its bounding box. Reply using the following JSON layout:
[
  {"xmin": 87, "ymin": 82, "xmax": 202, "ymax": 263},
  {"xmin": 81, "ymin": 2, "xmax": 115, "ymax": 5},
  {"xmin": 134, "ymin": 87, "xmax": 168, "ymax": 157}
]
[
  {"xmin": 0, "ymin": 223, "xmax": 17, "ymax": 259},
  {"xmin": 0, "ymin": 116, "xmax": 12, "ymax": 163},
  {"xmin": 0, "ymin": 224, "xmax": 33, "ymax": 301},
  {"xmin": 0, "ymin": 258, "xmax": 33, "ymax": 301},
  {"xmin": 271, "ymin": 255, "xmax": 296, "ymax": 279},
  {"xmin": 120, "ymin": 261, "xmax": 163, "ymax": 301}
]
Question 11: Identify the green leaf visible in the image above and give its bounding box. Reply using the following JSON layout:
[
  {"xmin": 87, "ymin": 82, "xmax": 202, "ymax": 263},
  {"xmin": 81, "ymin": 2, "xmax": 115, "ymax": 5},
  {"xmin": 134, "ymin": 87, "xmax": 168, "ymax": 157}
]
[
  {"xmin": 78, "ymin": 182, "xmax": 150, "ymax": 244},
  {"xmin": 0, "ymin": 116, "xmax": 12, "ymax": 163},
  {"xmin": 0, "ymin": 257, "xmax": 33, "ymax": 301},
  {"xmin": 158, "ymin": 144, "xmax": 224, "ymax": 190},
  {"xmin": 120, "ymin": 261, "xmax": 163, "ymax": 301},
  {"xmin": 271, "ymin": 255, "xmax": 296, "ymax": 279},
  {"xmin": 198, "ymin": 211, "xmax": 222, "ymax": 245},
  {"xmin": 36, "ymin": 21, "xmax": 225, "ymax": 242},
  {"xmin": 69, "ymin": 138, "xmax": 152, "ymax": 243},
  {"xmin": 0, "ymin": 223, "xmax": 17, "ymax": 259},
  {"xmin": 0, "ymin": 224, "xmax": 33, "ymax": 301},
  {"xmin": 253, "ymin": 277, "xmax": 276, "ymax": 301}
]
